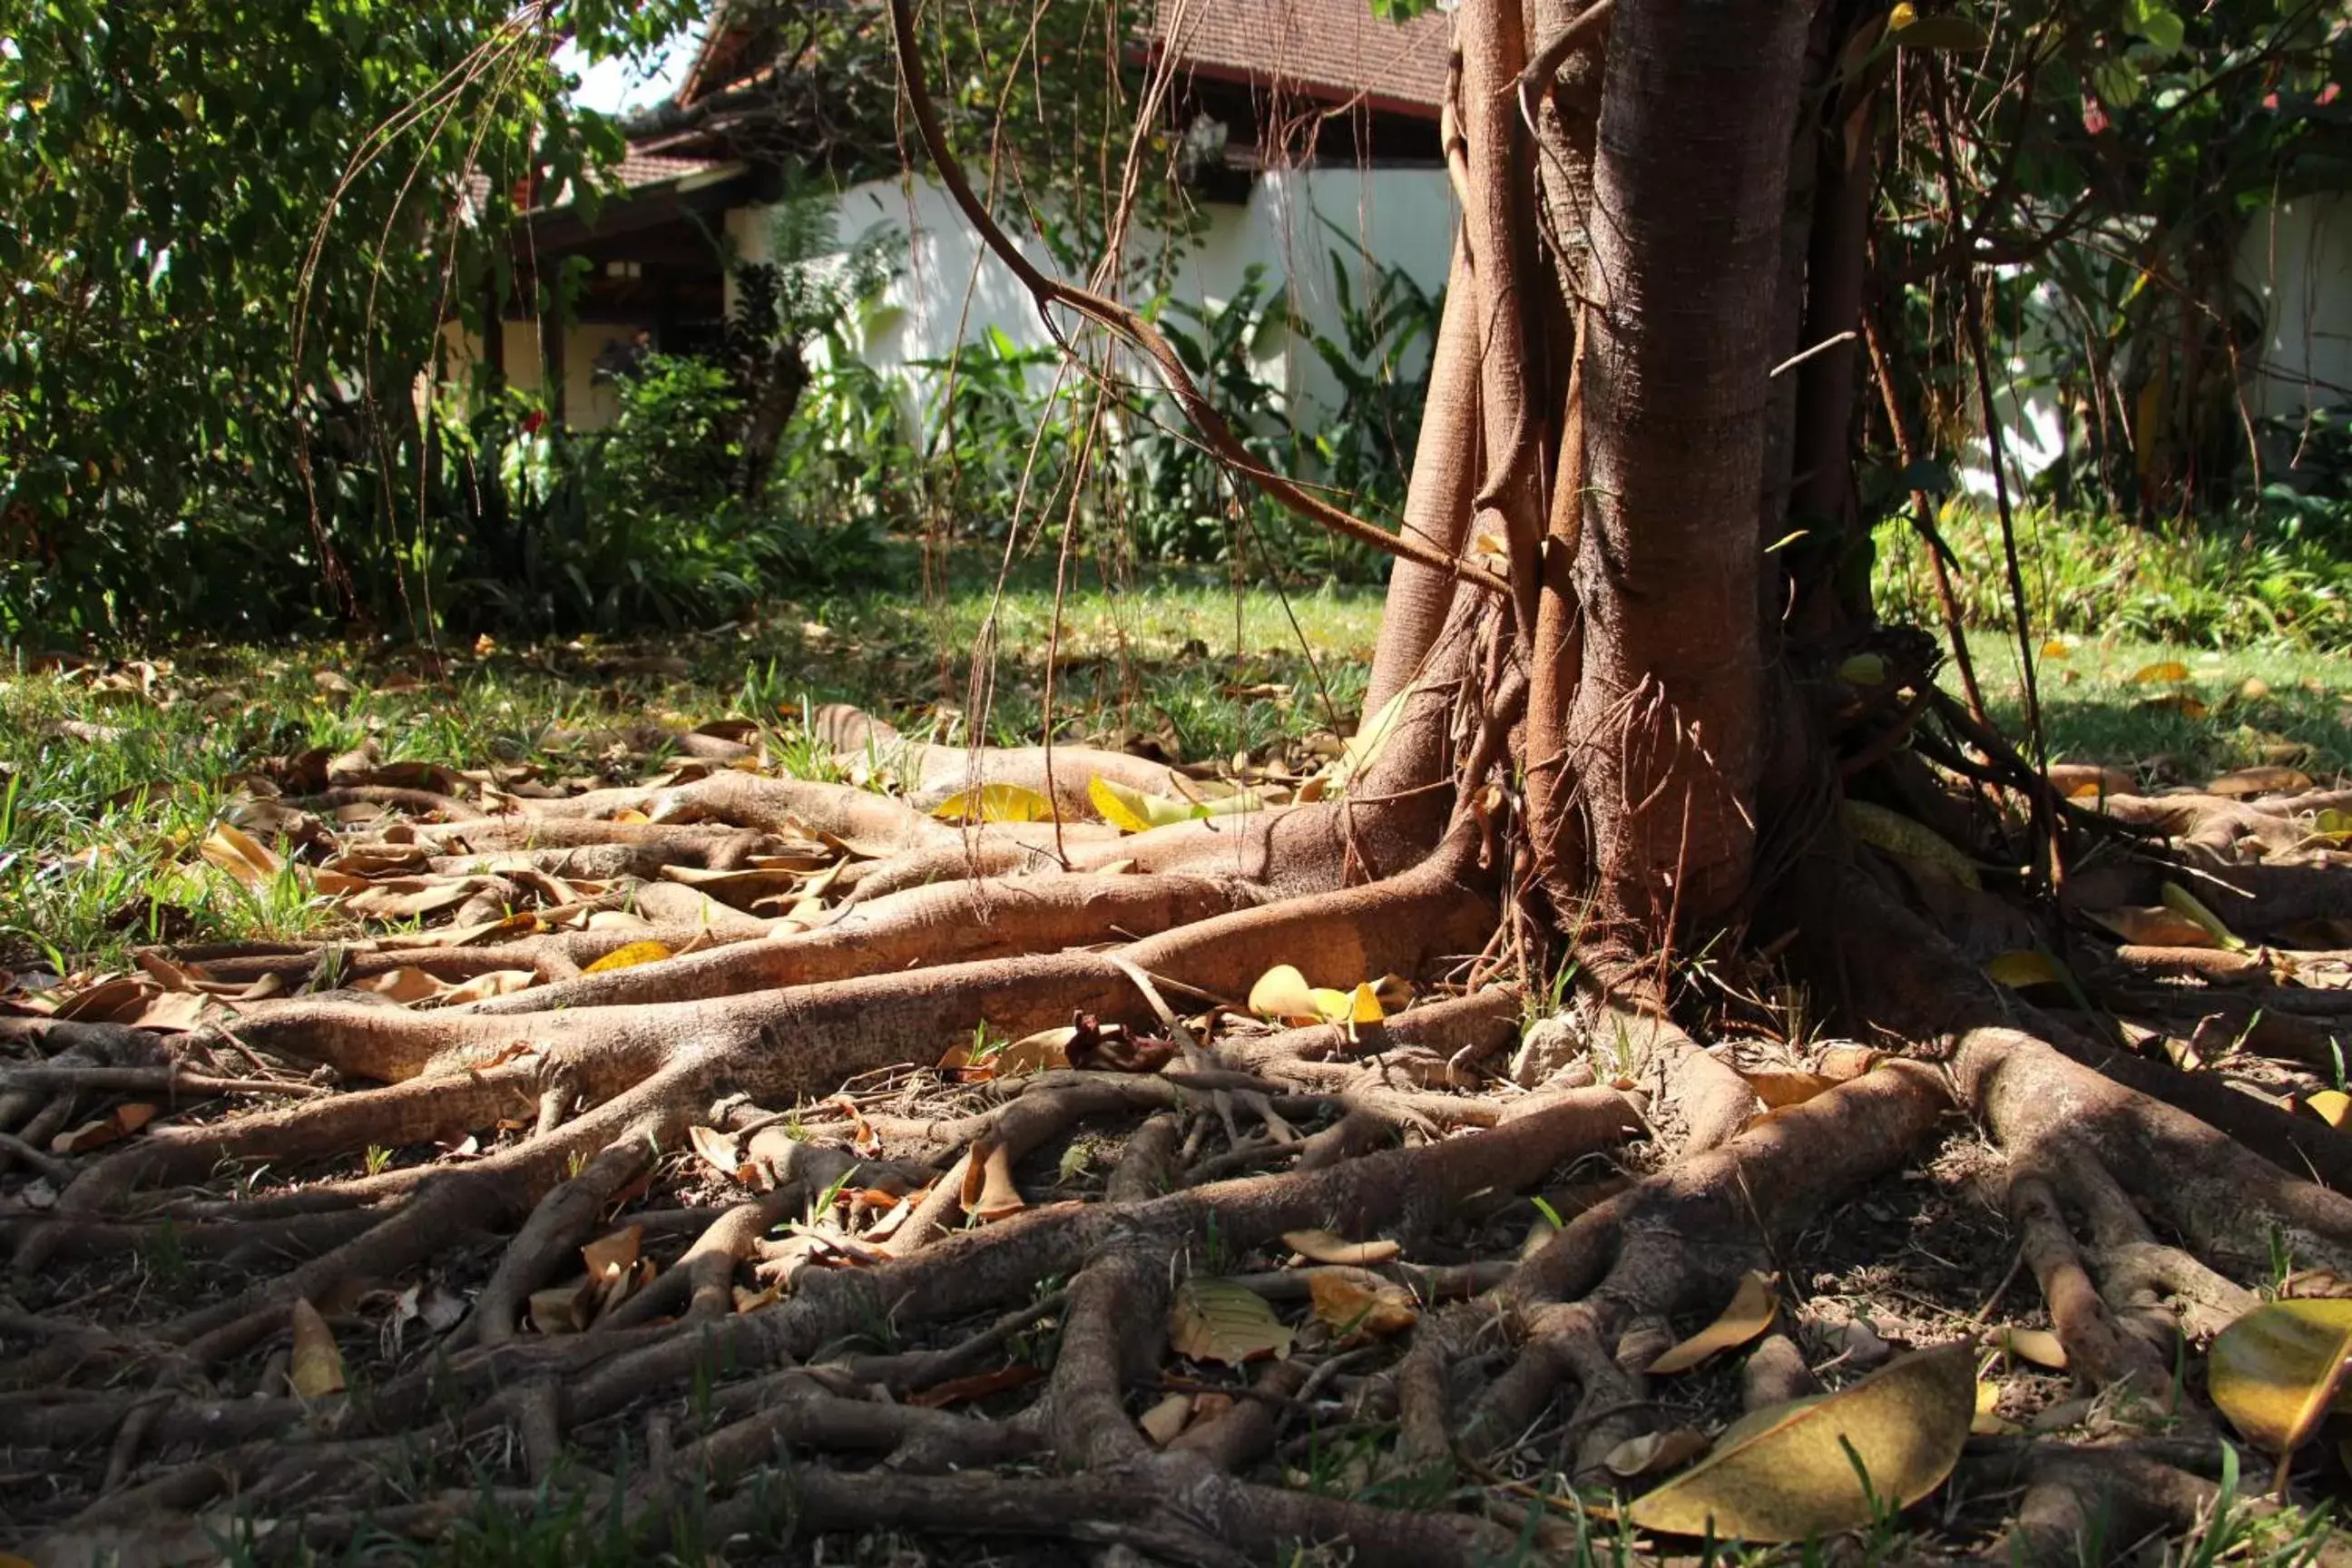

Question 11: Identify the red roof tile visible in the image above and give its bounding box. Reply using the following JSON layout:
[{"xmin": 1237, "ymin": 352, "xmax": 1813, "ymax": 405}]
[{"xmin": 1148, "ymin": 0, "xmax": 1452, "ymax": 116}]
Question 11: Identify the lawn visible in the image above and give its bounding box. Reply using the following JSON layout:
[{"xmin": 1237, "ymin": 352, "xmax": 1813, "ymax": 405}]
[{"xmin": 7, "ymin": 558, "xmax": 2352, "ymax": 970}]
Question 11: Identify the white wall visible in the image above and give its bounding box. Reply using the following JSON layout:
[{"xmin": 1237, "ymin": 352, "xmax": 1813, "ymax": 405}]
[
  {"xmin": 731, "ymin": 166, "xmax": 1458, "ymax": 434},
  {"xmin": 2239, "ymin": 196, "xmax": 2352, "ymax": 426}
]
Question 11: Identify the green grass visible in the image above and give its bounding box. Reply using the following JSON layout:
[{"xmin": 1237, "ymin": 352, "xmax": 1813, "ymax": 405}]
[
  {"xmin": 0, "ymin": 564, "xmax": 1385, "ymax": 967},
  {"xmin": 1958, "ymin": 635, "xmax": 2352, "ymax": 781},
  {"xmin": 11, "ymin": 539, "xmax": 2352, "ymax": 973}
]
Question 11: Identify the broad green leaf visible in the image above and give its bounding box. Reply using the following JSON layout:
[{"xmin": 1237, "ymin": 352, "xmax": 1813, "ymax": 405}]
[
  {"xmin": 929, "ymin": 783, "xmax": 1056, "ymax": 824},
  {"xmin": 2209, "ymin": 1299, "xmax": 2352, "ymax": 1454},
  {"xmin": 1626, "ymin": 1343, "xmax": 1974, "ymax": 1541},
  {"xmin": 1168, "ymin": 1277, "xmax": 1294, "ymax": 1364},
  {"xmin": 1647, "ymin": 1270, "xmax": 1779, "ymax": 1375}
]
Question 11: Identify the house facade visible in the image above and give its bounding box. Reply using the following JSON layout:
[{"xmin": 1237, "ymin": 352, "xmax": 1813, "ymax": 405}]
[{"xmin": 444, "ymin": 0, "xmax": 1461, "ymax": 434}]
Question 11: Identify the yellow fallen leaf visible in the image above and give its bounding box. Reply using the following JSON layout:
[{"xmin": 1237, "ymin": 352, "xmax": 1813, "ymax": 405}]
[
  {"xmin": 583, "ymin": 940, "xmax": 674, "ymax": 974},
  {"xmin": 1308, "ymin": 1267, "xmax": 1419, "ymax": 1338},
  {"xmin": 2040, "ymin": 638, "xmax": 2073, "ymax": 659},
  {"xmin": 1972, "ymin": 1379, "xmax": 2016, "ymax": 1436},
  {"xmin": 929, "ymin": 783, "xmax": 1056, "ymax": 824},
  {"xmin": 1985, "ymin": 950, "xmax": 2071, "ymax": 991},
  {"xmin": 1089, "ymin": 775, "xmax": 1197, "ymax": 833},
  {"xmin": 1626, "ymin": 1342, "xmax": 1974, "ymax": 1541},
  {"xmin": 1282, "ymin": 1230, "xmax": 1402, "ymax": 1267},
  {"xmin": 1249, "ymin": 964, "xmax": 1323, "ymax": 1025},
  {"xmin": 1169, "ymin": 1278, "xmax": 1295, "ymax": 1365},
  {"xmin": 2306, "ymin": 1090, "xmax": 2351, "ymax": 1130},
  {"xmin": 1648, "ymin": 1270, "xmax": 1779, "ymax": 1374},
  {"xmin": 1998, "ymin": 1327, "xmax": 2068, "ymax": 1370},
  {"xmin": 289, "ymin": 1298, "xmax": 347, "ymax": 1397},
  {"xmin": 201, "ymin": 822, "xmax": 283, "ymax": 890},
  {"xmin": 1843, "ymin": 800, "xmax": 1980, "ymax": 889},
  {"xmin": 2085, "ymin": 906, "xmax": 2219, "ymax": 949},
  {"xmin": 2132, "ymin": 660, "xmax": 2192, "ymax": 684},
  {"xmin": 2161, "ymin": 881, "xmax": 2244, "ymax": 951},
  {"xmin": 2210, "ymin": 1298, "xmax": 2352, "ymax": 1455}
]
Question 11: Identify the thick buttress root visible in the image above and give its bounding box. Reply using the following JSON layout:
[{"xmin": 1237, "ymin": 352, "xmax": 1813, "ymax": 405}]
[{"xmin": 13, "ymin": 708, "xmax": 2352, "ymax": 1564}]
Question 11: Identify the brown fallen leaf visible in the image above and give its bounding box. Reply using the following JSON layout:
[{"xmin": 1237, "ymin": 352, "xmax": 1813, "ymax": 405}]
[
  {"xmin": 581, "ymin": 1224, "xmax": 642, "ymax": 1284},
  {"xmin": 1138, "ymin": 1392, "xmax": 1195, "ymax": 1446},
  {"xmin": 1307, "ymin": 1267, "xmax": 1419, "ymax": 1339},
  {"xmin": 200, "ymin": 822, "xmax": 283, "ymax": 890},
  {"xmin": 1281, "ymin": 1229, "xmax": 1403, "ymax": 1267},
  {"xmin": 530, "ymin": 1276, "xmax": 600, "ymax": 1335},
  {"xmin": 906, "ymin": 1363, "xmax": 1046, "ymax": 1408},
  {"xmin": 2206, "ymin": 766, "xmax": 2312, "ymax": 799},
  {"xmin": 352, "ymin": 967, "xmax": 449, "ymax": 1004},
  {"xmin": 2086, "ymin": 906, "xmax": 2220, "ymax": 948},
  {"xmin": 51, "ymin": 1102, "xmax": 160, "ymax": 1155}
]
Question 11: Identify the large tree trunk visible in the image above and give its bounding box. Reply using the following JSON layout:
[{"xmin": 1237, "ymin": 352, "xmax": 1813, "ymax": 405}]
[{"xmin": 1538, "ymin": 0, "xmax": 1813, "ymax": 943}]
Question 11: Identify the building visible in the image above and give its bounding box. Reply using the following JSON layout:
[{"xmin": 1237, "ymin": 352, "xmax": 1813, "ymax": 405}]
[{"xmin": 446, "ymin": 0, "xmax": 1461, "ymax": 433}]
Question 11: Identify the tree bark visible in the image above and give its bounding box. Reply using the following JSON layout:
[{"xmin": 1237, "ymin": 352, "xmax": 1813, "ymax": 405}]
[{"xmin": 1551, "ymin": 0, "xmax": 1814, "ymax": 940}]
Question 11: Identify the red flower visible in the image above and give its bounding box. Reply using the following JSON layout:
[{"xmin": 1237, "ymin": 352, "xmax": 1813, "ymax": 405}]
[
  {"xmin": 2082, "ymin": 95, "xmax": 2110, "ymax": 134},
  {"xmin": 521, "ymin": 409, "xmax": 547, "ymax": 436}
]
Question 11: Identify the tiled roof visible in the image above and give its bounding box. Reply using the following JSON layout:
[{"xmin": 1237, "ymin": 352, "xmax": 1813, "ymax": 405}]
[
  {"xmin": 1148, "ymin": 0, "xmax": 1452, "ymax": 116},
  {"xmin": 610, "ymin": 149, "xmax": 720, "ymax": 188}
]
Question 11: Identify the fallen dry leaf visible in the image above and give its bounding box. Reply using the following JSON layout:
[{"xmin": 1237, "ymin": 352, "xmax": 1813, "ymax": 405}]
[
  {"xmin": 1605, "ymin": 1427, "xmax": 1712, "ymax": 1479},
  {"xmin": 1138, "ymin": 1392, "xmax": 1195, "ymax": 1446},
  {"xmin": 1625, "ymin": 1342, "xmax": 1974, "ymax": 1541},
  {"xmin": 200, "ymin": 822, "xmax": 283, "ymax": 890},
  {"xmin": 1281, "ymin": 1229, "xmax": 1403, "ymax": 1267},
  {"xmin": 1169, "ymin": 1278, "xmax": 1295, "ymax": 1365},
  {"xmin": 1647, "ymin": 1270, "xmax": 1779, "ymax": 1374},
  {"xmin": 1307, "ymin": 1267, "xmax": 1419, "ymax": 1339},
  {"xmin": 2209, "ymin": 1298, "xmax": 2352, "ymax": 1457},
  {"xmin": 289, "ymin": 1298, "xmax": 347, "ymax": 1397}
]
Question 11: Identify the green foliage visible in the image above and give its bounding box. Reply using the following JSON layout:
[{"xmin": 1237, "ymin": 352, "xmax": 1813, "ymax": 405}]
[
  {"xmin": 0, "ymin": 0, "xmax": 694, "ymax": 643},
  {"xmin": 1876, "ymin": 502, "xmax": 2352, "ymax": 650}
]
